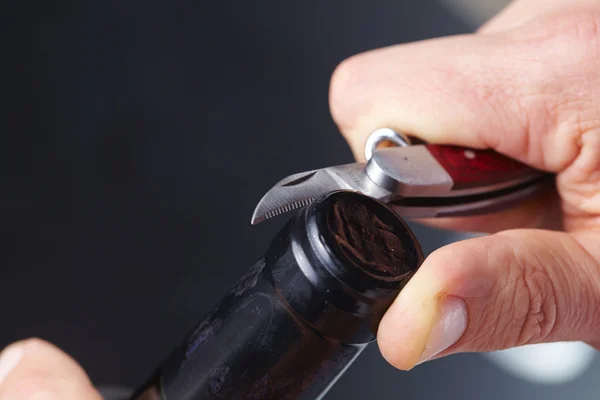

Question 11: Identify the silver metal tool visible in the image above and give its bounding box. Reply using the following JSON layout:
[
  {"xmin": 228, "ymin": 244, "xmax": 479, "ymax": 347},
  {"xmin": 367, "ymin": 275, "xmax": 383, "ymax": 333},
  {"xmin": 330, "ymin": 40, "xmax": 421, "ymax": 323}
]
[{"xmin": 251, "ymin": 129, "xmax": 549, "ymax": 225}]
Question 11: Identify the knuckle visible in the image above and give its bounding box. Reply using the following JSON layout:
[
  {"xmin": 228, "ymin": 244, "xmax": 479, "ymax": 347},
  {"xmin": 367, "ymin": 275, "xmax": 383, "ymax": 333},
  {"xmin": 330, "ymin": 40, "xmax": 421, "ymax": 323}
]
[
  {"xmin": 479, "ymin": 237, "xmax": 559, "ymax": 348},
  {"xmin": 512, "ymin": 259, "xmax": 559, "ymax": 345},
  {"xmin": 559, "ymin": 128, "xmax": 600, "ymax": 216}
]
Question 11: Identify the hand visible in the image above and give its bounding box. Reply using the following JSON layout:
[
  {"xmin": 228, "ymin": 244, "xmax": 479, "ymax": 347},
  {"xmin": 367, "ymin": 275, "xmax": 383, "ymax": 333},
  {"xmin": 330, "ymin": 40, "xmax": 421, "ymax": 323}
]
[
  {"xmin": 0, "ymin": 338, "xmax": 101, "ymax": 399},
  {"xmin": 329, "ymin": 0, "xmax": 600, "ymax": 370}
]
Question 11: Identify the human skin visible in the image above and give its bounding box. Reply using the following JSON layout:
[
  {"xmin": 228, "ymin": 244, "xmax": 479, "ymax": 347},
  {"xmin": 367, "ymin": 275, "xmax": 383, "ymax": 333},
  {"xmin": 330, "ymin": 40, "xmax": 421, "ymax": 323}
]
[
  {"xmin": 1, "ymin": 0, "xmax": 600, "ymax": 398},
  {"xmin": 329, "ymin": 0, "xmax": 600, "ymax": 370}
]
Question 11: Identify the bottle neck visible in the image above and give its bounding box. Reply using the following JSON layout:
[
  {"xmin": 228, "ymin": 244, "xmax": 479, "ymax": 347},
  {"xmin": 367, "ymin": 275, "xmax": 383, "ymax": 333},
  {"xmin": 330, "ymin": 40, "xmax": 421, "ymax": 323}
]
[{"xmin": 266, "ymin": 191, "xmax": 423, "ymax": 345}]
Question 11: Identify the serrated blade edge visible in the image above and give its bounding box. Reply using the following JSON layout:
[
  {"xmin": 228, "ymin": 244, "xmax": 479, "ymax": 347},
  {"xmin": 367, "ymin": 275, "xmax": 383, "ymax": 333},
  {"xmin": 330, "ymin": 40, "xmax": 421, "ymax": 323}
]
[{"xmin": 262, "ymin": 197, "xmax": 315, "ymax": 221}]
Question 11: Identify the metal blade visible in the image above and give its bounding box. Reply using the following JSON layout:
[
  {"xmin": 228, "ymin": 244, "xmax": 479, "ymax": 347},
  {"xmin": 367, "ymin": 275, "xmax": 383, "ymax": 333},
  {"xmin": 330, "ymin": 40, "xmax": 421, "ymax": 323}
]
[
  {"xmin": 251, "ymin": 169, "xmax": 348, "ymax": 225},
  {"xmin": 250, "ymin": 163, "xmax": 392, "ymax": 225}
]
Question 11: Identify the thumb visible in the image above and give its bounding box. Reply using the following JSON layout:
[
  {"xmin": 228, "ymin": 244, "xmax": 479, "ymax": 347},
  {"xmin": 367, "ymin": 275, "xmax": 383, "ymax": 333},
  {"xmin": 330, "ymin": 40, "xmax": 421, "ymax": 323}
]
[
  {"xmin": 0, "ymin": 338, "xmax": 101, "ymax": 400},
  {"xmin": 376, "ymin": 229, "xmax": 600, "ymax": 370}
]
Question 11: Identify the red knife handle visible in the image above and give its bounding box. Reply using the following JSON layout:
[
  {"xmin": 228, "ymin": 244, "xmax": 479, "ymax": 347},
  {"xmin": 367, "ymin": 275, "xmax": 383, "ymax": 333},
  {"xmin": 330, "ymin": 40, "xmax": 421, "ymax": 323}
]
[{"xmin": 425, "ymin": 144, "xmax": 542, "ymax": 191}]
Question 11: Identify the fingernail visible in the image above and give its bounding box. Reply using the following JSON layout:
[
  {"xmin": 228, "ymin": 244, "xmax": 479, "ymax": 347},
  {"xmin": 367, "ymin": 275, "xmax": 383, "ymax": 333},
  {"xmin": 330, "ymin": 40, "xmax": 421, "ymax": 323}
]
[
  {"xmin": 416, "ymin": 296, "xmax": 467, "ymax": 365},
  {"xmin": 0, "ymin": 345, "xmax": 23, "ymax": 387}
]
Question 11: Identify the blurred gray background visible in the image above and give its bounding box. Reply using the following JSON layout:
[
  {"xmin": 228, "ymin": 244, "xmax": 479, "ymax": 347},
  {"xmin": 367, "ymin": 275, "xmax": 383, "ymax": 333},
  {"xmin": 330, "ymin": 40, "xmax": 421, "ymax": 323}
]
[{"xmin": 2, "ymin": 1, "xmax": 598, "ymax": 399}]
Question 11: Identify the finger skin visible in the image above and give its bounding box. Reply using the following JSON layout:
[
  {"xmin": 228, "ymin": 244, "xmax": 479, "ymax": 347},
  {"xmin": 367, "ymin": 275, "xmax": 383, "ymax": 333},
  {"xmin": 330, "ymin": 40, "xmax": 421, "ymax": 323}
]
[
  {"xmin": 0, "ymin": 338, "xmax": 101, "ymax": 400},
  {"xmin": 376, "ymin": 229, "xmax": 600, "ymax": 371},
  {"xmin": 329, "ymin": 0, "xmax": 600, "ymax": 373},
  {"xmin": 328, "ymin": 25, "xmax": 585, "ymax": 171},
  {"xmin": 329, "ymin": 4, "xmax": 600, "ymax": 233}
]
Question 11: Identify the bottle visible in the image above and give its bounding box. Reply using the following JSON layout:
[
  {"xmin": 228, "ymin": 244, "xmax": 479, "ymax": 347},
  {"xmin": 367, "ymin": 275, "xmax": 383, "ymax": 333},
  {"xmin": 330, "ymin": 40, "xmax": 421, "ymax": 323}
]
[{"xmin": 128, "ymin": 190, "xmax": 423, "ymax": 400}]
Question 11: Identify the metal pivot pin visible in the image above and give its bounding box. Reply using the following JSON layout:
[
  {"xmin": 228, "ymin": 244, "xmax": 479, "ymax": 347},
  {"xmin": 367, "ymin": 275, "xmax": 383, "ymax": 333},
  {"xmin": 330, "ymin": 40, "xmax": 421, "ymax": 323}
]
[{"xmin": 364, "ymin": 128, "xmax": 411, "ymax": 161}]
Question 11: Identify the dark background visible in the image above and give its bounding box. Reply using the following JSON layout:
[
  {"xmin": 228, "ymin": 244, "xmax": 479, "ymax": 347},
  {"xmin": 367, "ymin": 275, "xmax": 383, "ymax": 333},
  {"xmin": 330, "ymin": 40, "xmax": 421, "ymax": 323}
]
[{"xmin": 2, "ymin": 1, "xmax": 599, "ymax": 399}]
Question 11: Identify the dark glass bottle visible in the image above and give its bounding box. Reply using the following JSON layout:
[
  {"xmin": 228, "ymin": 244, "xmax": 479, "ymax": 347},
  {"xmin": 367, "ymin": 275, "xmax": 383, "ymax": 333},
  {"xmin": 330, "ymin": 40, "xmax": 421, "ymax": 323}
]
[{"xmin": 129, "ymin": 190, "xmax": 423, "ymax": 400}]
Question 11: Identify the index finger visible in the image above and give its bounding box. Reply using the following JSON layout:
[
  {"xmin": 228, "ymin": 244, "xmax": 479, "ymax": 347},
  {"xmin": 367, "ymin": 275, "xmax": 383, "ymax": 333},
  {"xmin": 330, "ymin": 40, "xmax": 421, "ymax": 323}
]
[{"xmin": 328, "ymin": 6, "xmax": 597, "ymax": 232}]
